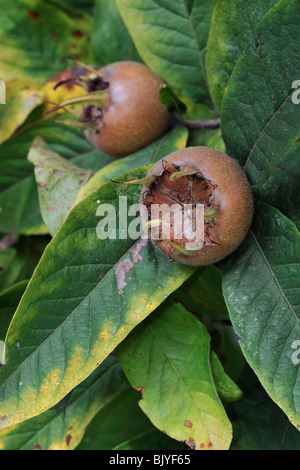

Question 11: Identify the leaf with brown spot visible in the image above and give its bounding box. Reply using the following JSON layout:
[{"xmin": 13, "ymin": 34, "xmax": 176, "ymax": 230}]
[
  {"xmin": 0, "ymin": 356, "xmax": 128, "ymax": 450},
  {"xmin": 117, "ymin": 300, "xmax": 233, "ymax": 450},
  {"xmin": 0, "ymin": 0, "xmax": 92, "ymax": 83},
  {"xmin": 0, "ymin": 80, "xmax": 45, "ymax": 146},
  {"xmin": 0, "ymin": 166, "xmax": 195, "ymax": 428},
  {"xmin": 28, "ymin": 136, "xmax": 93, "ymax": 236}
]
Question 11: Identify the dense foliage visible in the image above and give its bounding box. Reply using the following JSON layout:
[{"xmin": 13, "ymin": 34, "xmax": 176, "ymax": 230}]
[{"xmin": 0, "ymin": 0, "xmax": 299, "ymax": 451}]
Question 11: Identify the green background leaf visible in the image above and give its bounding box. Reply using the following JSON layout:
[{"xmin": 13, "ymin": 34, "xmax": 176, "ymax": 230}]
[
  {"xmin": 0, "ymin": 281, "xmax": 28, "ymax": 343},
  {"xmin": 223, "ymin": 202, "xmax": 300, "ymax": 429},
  {"xmin": 221, "ymin": 0, "xmax": 300, "ymax": 185},
  {"xmin": 77, "ymin": 386, "xmax": 154, "ymax": 450},
  {"xmin": 28, "ymin": 136, "xmax": 92, "ymax": 236},
  {"xmin": 116, "ymin": 0, "xmax": 217, "ymax": 104},
  {"xmin": 0, "ymin": 0, "xmax": 93, "ymax": 83},
  {"xmin": 0, "ymin": 121, "xmax": 113, "ymax": 235},
  {"xmin": 229, "ymin": 367, "xmax": 300, "ymax": 450},
  {"xmin": 210, "ymin": 351, "xmax": 243, "ymax": 403},
  {"xmin": 114, "ymin": 428, "xmax": 187, "ymax": 451},
  {"xmin": 206, "ymin": 0, "xmax": 280, "ymax": 109},
  {"xmin": 92, "ymin": 0, "xmax": 141, "ymax": 66}
]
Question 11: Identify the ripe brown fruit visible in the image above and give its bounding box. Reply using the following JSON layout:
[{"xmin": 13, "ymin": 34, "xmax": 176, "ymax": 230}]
[
  {"xmin": 140, "ymin": 146, "xmax": 254, "ymax": 266},
  {"xmin": 80, "ymin": 61, "xmax": 173, "ymax": 157}
]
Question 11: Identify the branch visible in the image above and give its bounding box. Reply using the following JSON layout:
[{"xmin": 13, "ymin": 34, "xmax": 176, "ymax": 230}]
[{"xmin": 0, "ymin": 233, "xmax": 18, "ymax": 252}]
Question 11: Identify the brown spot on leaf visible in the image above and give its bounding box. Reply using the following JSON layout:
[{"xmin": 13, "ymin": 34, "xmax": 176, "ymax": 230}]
[
  {"xmin": 199, "ymin": 442, "xmax": 205, "ymax": 449},
  {"xmin": 186, "ymin": 437, "xmax": 196, "ymax": 449},
  {"xmin": 28, "ymin": 11, "xmax": 40, "ymax": 21},
  {"xmin": 33, "ymin": 443, "xmax": 42, "ymax": 450},
  {"xmin": 66, "ymin": 434, "xmax": 72, "ymax": 446},
  {"xmin": 72, "ymin": 30, "xmax": 84, "ymax": 39},
  {"xmin": 38, "ymin": 181, "xmax": 46, "ymax": 188},
  {"xmin": 184, "ymin": 419, "xmax": 193, "ymax": 428}
]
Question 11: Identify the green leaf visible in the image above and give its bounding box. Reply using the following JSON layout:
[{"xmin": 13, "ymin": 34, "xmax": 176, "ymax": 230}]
[
  {"xmin": 0, "ymin": 249, "xmax": 24, "ymax": 294},
  {"xmin": 221, "ymin": 0, "xmax": 300, "ymax": 185},
  {"xmin": 0, "ymin": 236, "xmax": 51, "ymax": 296},
  {"xmin": 75, "ymin": 125, "xmax": 188, "ymax": 205},
  {"xmin": 206, "ymin": 0, "xmax": 280, "ymax": 109},
  {"xmin": 158, "ymin": 86, "xmax": 187, "ymax": 114},
  {"xmin": 116, "ymin": 0, "xmax": 217, "ymax": 104},
  {"xmin": 0, "ymin": 0, "xmax": 92, "ymax": 83},
  {"xmin": 0, "ymin": 356, "xmax": 129, "ymax": 450},
  {"xmin": 0, "ymin": 80, "xmax": 45, "ymax": 146},
  {"xmin": 183, "ymin": 101, "xmax": 218, "ymax": 122},
  {"xmin": 117, "ymin": 300, "xmax": 233, "ymax": 450},
  {"xmin": 56, "ymin": 0, "xmax": 95, "ymax": 15},
  {"xmin": 252, "ymin": 140, "xmax": 300, "ymax": 230},
  {"xmin": 228, "ymin": 367, "xmax": 300, "ymax": 450},
  {"xmin": 210, "ymin": 351, "xmax": 243, "ymax": 403},
  {"xmin": 0, "ymin": 121, "xmax": 113, "ymax": 235},
  {"xmin": 92, "ymin": 0, "xmax": 141, "ymax": 66},
  {"xmin": 28, "ymin": 136, "xmax": 92, "ymax": 236},
  {"xmin": 211, "ymin": 325, "xmax": 246, "ymax": 384},
  {"xmin": 222, "ymin": 201, "xmax": 300, "ymax": 429},
  {"xmin": 174, "ymin": 267, "xmax": 246, "ymax": 383},
  {"xmin": 77, "ymin": 387, "xmax": 153, "ymax": 450},
  {"xmin": 0, "ymin": 166, "xmax": 195, "ymax": 429},
  {"xmin": 114, "ymin": 429, "xmax": 188, "ymax": 451},
  {"xmin": 179, "ymin": 266, "xmax": 228, "ymax": 319},
  {"xmin": 0, "ymin": 281, "xmax": 28, "ymax": 341}
]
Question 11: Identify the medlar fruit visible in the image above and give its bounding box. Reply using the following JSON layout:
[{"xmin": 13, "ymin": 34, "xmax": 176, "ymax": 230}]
[
  {"xmin": 140, "ymin": 146, "xmax": 253, "ymax": 266},
  {"xmin": 80, "ymin": 61, "xmax": 173, "ymax": 157}
]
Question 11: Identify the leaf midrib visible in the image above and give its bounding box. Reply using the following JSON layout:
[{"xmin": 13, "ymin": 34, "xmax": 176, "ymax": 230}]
[
  {"xmin": 243, "ymin": 90, "xmax": 295, "ymax": 173},
  {"xmin": 250, "ymin": 229, "xmax": 300, "ymax": 324}
]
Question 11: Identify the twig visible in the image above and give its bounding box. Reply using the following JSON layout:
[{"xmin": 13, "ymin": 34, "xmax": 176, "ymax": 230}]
[{"xmin": 0, "ymin": 233, "xmax": 18, "ymax": 252}]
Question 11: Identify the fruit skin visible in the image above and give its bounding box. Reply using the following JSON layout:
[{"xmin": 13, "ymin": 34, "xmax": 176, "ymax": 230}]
[
  {"xmin": 84, "ymin": 61, "xmax": 173, "ymax": 157},
  {"xmin": 140, "ymin": 146, "xmax": 254, "ymax": 266}
]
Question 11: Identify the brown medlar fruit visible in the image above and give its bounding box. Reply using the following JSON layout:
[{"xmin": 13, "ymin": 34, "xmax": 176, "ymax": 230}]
[
  {"xmin": 140, "ymin": 146, "xmax": 253, "ymax": 265},
  {"xmin": 81, "ymin": 61, "xmax": 173, "ymax": 157}
]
